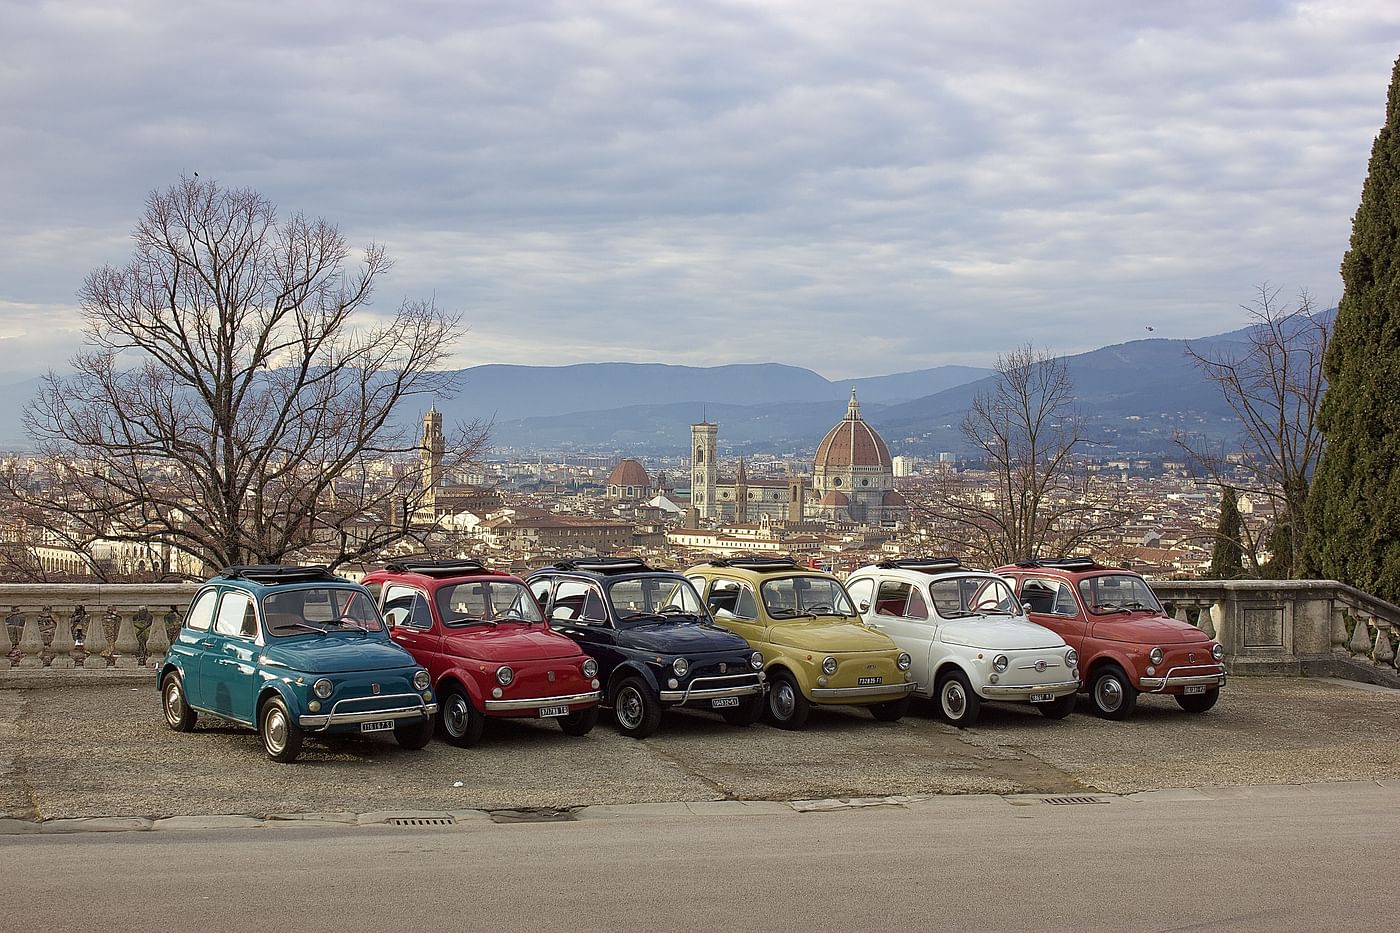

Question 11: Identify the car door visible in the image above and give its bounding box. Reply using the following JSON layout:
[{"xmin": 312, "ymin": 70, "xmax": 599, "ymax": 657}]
[
  {"xmin": 695, "ymin": 576, "xmax": 767, "ymax": 651},
  {"xmin": 178, "ymin": 588, "xmax": 220, "ymax": 709},
  {"xmin": 384, "ymin": 584, "xmax": 441, "ymax": 678},
  {"xmin": 547, "ymin": 579, "xmax": 622, "ymax": 678},
  {"xmin": 860, "ymin": 576, "xmax": 935, "ymax": 693},
  {"xmin": 199, "ymin": 589, "xmax": 259, "ymax": 723},
  {"xmin": 1016, "ymin": 574, "xmax": 1088, "ymax": 652}
]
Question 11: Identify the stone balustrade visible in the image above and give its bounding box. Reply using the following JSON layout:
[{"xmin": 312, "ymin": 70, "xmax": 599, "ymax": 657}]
[{"xmin": 1, "ymin": 584, "xmax": 200, "ymax": 670}]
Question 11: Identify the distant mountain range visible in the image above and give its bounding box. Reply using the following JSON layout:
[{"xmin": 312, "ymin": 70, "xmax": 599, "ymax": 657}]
[{"xmin": 0, "ymin": 316, "xmax": 1326, "ymax": 458}]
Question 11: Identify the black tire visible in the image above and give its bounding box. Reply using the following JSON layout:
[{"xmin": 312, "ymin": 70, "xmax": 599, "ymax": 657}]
[
  {"xmin": 438, "ymin": 686, "xmax": 485, "ymax": 748},
  {"xmin": 1039, "ymin": 692, "xmax": 1077, "ymax": 720},
  {"xmin": 559, "ymin": 705, "xmax": 600, "ymax": 736},
  {"xmin": 395, "ymin": 715, "xmax": 435, "ymax": 749},
  {"xmin": 161, "ymin": 671, "xmax": 197, "ymax": 732},
  {"xmin": 259, "ymin": 696, "xmax": 303, "ymax": 763},
  {"xmin": 870, "ymin": 695, "xmax": 912, "ymax": 722},
  {"xmin": 720, "ymin": 693, "xmax": 765, "ymax": 726},
  {"xmin": 1090, "ymin": 666, "xmax": 1138, "ymax": 720},
  {"xmin": 765, "ymin": 669, "xmax": 811, "ymax": 730},
  {"xmin": 936, "ymin": 669, "xmax": 981, "ymax": 727},
  {"xmin": 612, "ymin": 677, "xmax": 663, "ymax": 738},
  {"xmin": 1175, "ymin": 688, "xmax": 1220, "ymax": 714}
]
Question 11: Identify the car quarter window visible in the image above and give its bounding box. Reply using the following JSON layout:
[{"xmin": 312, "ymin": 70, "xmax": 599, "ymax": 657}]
[
  {"xmin": 185, "ymin": 589, "xmax": 217, "ymax": 632},
  {"xmin": 705, "ymin": 578, "xmax": 758, "ymax": 620},
  {"xmin": 213, "ymin": 591, "xmax": 256, "ymax": 638},
  {"xmin": 551, "ymin": 580, "xmax": 608, "ymax": 625},
  {"xmin": 383, "ymin": 585, "xmax": 432, "ymax": 629},
  {"xmin": 529, "ymin": 579, "xmax": 553, "ymax": 610},
  {"xmin": 845, "ymin": 577, "xmax": 874, "ymax": 611},
  {"xmin": 1020, "ymin": 578, "xmax": 1078, "ymax": 616}
]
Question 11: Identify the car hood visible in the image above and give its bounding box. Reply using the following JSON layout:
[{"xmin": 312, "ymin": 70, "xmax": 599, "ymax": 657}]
[
  {"xmin": 767, "ymin": 618, "xmax": 895, "ymax": 653},
  {"xmin": 439, "ymin": 624, "xmax": 582, "ymax": 663},
  {"xmin": 937, "ymin": 617, "xmax": 1067, "ymax": 650},
  {"xmin": 618, "ymin": 622, "xmax": 750, "ymax": 655},
  {"xmin": 1091, "ymin": 615, "xmax": 1211, "ymax": 645},
  {"xmin": 263, "ymin": 637, "xmax": 416, "ymax": 674}
]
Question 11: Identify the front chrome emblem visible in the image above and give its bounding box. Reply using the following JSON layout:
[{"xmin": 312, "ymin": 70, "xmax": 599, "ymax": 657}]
[
  {"xmin": 547, "ymin": 670, "xmax": 556, "ymax": 683},
  {"xmin": 1035, "ymin": 659, "xmax": 1047, "ymax": 672},
  {"xmin": 1189, "ymin": 652, "xmax": 1197, "ymax": 663},
  {"xmin": 866, "ymin": 664, "xmax": 877, "ymax": 671},
  {"xmin": 719, "ymin": 663, "xmax": 727, "ymax": 674},
  {"xmin": 371, "ymin": 683, "xmax": 381, "ymax": 695}
]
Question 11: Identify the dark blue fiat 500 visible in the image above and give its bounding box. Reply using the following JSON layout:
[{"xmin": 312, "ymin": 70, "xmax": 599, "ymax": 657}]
[{"xmin": 158, "ymin": 565, "xmax": 437, "ymax": 763}]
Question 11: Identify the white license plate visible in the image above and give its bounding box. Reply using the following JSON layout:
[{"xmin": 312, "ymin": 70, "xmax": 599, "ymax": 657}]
[
  {"xmin": 858, "ymin": 676, "xmax": 883, "ymax": 686},
  {"xmin": 710, "ymin": 696, "xmax": 740, "ymax": 709},
  {"xmin": 1183, "ymin": 685, "xmax": 1207, "ymax": 695},
  {"xmin": 537, "ymin": 705, "xmax": 569, "ymax": 718},
  {"xmin": 1028, "ymin": 693, "xmax": 1054, "ymax": 703},
  {"xmin": 360, "ymin": 719, "xmax": 395, "ymax": 733}
]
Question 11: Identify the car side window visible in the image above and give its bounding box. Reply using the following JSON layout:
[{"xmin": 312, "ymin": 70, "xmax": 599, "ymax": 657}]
[
  {"xmin": 530, "ymin": 579, "xmax": 553, "ymax": 612},
  {"xmin": 552, "ymin": 581, "xmax": 607, "ymax": 625},
  {"xmin": 214, "ymin": 591, "xmax": 256, "ymax": 638},
  {"xmin": 875, "ymin": 580, "xmax": 917, "ymax": 617},
  {"xmin": 845, "ymin": 577, "xmax": 874, "ymax": 612},
  {"xmin": 1020, "ymin": 578, "xmax": 1077, "ymax": 616},
  {"xmin": 706, "ymin": 578, "xmax": 758, "ymax": 621},
  {"xmin": 383, "ymin": 585, "xmax": 432, "ymax": 629},
  {"xmin": 186, "ymin": 589, "xmax": 217, "ymax": 632}
]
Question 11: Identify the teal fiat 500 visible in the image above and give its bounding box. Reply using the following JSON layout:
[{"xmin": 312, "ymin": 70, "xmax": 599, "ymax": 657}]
[{"xmin": 158, "ymin": 565, "xmax": 438, "ymax": 763}]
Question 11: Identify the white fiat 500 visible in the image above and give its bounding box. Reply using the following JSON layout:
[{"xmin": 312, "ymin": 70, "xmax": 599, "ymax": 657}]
[{"xmin": 846, "ymin": 559, "xmax": 1080, "ymax": 727}]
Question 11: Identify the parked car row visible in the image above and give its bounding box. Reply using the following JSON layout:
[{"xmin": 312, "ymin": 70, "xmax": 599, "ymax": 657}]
[{"xmin": 158, "ymin": 555, "xmax": 1226, "ymax": 762}]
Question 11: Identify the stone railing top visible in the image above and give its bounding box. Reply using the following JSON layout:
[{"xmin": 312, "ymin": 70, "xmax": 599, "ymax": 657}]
[
  {"xmin": 0, "ymin": 583, "xmax": 199, "ymax": 607},
  {"xmin": 1151, "ymin": 578, "xmax": 1400, "ymax": 623}
]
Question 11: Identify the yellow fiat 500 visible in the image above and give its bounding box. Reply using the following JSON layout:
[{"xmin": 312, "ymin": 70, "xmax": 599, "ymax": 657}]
[{"xmin": 685, "ymin": 557, "xmax": 915, "ymax": 728}]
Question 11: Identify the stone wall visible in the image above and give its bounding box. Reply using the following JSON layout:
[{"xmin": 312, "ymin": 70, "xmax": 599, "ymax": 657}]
[{"xmin": 1, "ymin": 584, "xmax": 200, "ymax": 670}]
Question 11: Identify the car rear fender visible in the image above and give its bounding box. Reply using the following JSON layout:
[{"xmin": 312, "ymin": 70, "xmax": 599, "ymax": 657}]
[{"xmin": 157, "ymin": 659, "xmax": 184, "ymax": 691}]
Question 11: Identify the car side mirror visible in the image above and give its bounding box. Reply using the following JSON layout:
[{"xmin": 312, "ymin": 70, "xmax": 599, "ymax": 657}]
[
  {"xmin": 1022, "ymin": 602, "xmax": 1032, "ymax": 613},
  {"xmin": 858, "ymin": 601, "xmax": 870, "ymax": 614}
]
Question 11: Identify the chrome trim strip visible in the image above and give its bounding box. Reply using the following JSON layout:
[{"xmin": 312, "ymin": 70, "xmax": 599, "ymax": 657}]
[
  {"xmin": 980, "ymin": 680, "xmax": 1080, "ymax": 700},
  {"xmin": 1139, "ymin": 667, "xmax": 1227, "ymax": 692},
  {"xmin": 810, "ymin": 682, "xmax": 918, "ymax": 699},
  {"xmin": 658, "ymin": 673, "xmax": 766, "ymax": 704},
  {"xmin": 484, "ymin": 690, "xmax": 602, "ymax": 711},
  {"xmin": 187, "ymin": 703, "xmax": 254, "ymax": 728},
  {"xmin": 298, "ymin": 692, "xmax": 437, "ymax": 730}
]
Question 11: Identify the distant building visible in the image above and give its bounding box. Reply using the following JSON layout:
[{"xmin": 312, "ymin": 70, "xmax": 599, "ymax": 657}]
[
  {"xmin": 811, "ymin": 389, "xmax": 908, "ymax": 525},
  {"xmin": 605, "ymin": 458, "xmax": 651, "ymax": 501}
]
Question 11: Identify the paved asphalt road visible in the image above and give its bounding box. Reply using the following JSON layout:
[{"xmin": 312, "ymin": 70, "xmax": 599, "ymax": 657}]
[{"xmin": 3, "ymin": 782, "xmax": 1395, "ymax": 932}]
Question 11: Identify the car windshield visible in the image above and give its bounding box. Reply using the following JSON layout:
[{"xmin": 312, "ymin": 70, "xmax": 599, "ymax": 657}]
[
  {"xmin": 264, "ymin": 587, "xmax": 384, "ymax": 636},
  {"xmin": 928, "ymin": 576, "xmax": 1021, "ymax": 618},
  {"xmin": 608, "ymin": 577, "xmax": 706, "ymax": 621},
  {"xmin": 1077, "ymin": 574, "xmax": 1164, "ymax": 615},
  {"xmin": 435, "ymin": 580, "xmax": 544, "ymax": 626},
  {"xmin": 760, "ymin": 576, "xmax": 855, "ymax": 619}
]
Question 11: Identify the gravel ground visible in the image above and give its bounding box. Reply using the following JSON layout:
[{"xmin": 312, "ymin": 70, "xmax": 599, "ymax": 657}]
[{"xmin": 3, "ymin": 676, "xmax": 1397, "ymax": 819}]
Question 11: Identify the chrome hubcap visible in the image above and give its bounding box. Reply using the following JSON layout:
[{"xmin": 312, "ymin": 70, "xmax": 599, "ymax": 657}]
[
  {"xmin": 942, "ymin": 682, "xmax": 965, "ymax": 719},
  {"xmin": 445, "ymin": 696, "xmax": 469, "ymax": 736},
  {"xmin": 164, "ymin": 683, "xmax": 181, "ymax": 724},
  {"xmin": 617, "ymin": 687, "xmax": 643, "ymax": 729},
  {"xmin": 265, "ymin": 708, "xmax": 286, "ymax": 753},
  {"xmin": 1097, "ymin": 677, "xmax": 1122, "ymax": 711},
  {"xmin": 772, "ymin": 682, "xmax": 796, "ymax": 719}
]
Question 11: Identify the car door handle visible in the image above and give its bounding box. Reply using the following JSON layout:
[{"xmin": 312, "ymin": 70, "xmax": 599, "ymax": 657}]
[
  {"xmin": 199, "ymin": 639, "xmax": 216, "ymax": 648},
  {"xmin": 867, "ymin": 622, "xmax": 882, "ymax": 630}
]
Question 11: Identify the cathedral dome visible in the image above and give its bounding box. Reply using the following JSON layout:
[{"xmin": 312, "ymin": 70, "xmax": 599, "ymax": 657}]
[
  {"xmin": 607, "ymin": 458, "xmax": 650, "ymax": 488},
  {"xmin": 820, "ymin": 490, "xmax": 850, "ymax": 507},
  {"xmin": 813, "ymin": 389, "xmax": 892, "ymax": 470},
  {"xmin": 882, "ymin": 489, "xmax": 907, "ymax": 507}
]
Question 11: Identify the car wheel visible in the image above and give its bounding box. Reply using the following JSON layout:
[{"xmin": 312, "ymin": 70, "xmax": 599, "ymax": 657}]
[
  {"xmin": 1174, "ymin": 688, "xmax": 1220, "ymax": 714},
  {"xmin": 394, "ymin": 715, "xmax": 435, "ymax": 749},
  {"xmin": 720, "ymin": 693, "xmax": 765, "ymax": 726},
  {"xmin": 936, "ymin": 670, "xmax": 981, "ymax": 727},
  {"xmin": 439, "ymin": 686, "xmax": 485, "ymax": 748},
  {"xmin": 765, "ymin": 670, "xmax": 810, "ymax": 730},
  {"xmin": 612, "ymin": 677, "xmax": 662, "ymax": 738},
  {"xmin": 1090, "ymin": 666, "xmax": 1138, "ymax": 720},
  {"xmin": 559, "ymin": 705, "xmax": 600, "ymax": 736},
  {"xmin": 870, "ymin": 695, "xmax": 912, "ymax": 722},
  {"xmin": 161, "ymin": 671, "xmax": 197, "ymax": 732},
  {"xmin": 259, "ymin": 696, "xmax": 303, "ymax": 764},
  {"xmin": 1039, "ymin": 693, "xmax": 1077, "ymax": 720}
]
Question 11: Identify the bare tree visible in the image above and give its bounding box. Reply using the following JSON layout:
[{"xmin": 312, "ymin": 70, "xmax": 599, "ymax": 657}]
[
  {"xmin": 6, "ymin": 176, "xmax": 488, "ymax": 575},
  {"xmin": 918, "ymin": 346, "xmax": 1121, "ymax": 566},
  {"xmin": 1177, "ymin": 284, "xmax": 1329, "ymax": 577}
]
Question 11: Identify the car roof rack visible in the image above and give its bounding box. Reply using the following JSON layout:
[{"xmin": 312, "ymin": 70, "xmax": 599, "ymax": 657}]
[
  {"xmin": 219, "ymin": 565, "xmax": 338, "ymax": 584},
  {"xmin": 1014, "ymin": 557, "xmax": 1102, "ymax": 571},
  {"xmin": 548, "ymin": 557, "xmax": 654, "ymax": 575},
  {"xmin": 383, "ymin": 558, "xmax": 500, "ymax": 578},
  {"xmin": 875, "ymin": 557, "xmax": 963, "ymax": 573},
  {"xmin": 705, "ymin": 556, "xmax": 800, "ymax": 572}
]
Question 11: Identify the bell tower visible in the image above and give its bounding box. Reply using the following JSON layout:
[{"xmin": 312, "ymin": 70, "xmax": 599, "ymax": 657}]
[
  {"xmin": 421, "ymin": 405, "xmax": 444, "ymax": 513},
  {"xmin": 691, "ymin": 420, "xmax": 718, "ymax": 520}
]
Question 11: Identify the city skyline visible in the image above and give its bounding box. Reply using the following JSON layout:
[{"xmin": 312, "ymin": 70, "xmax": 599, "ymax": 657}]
[{"xmin": 2, "ymin": 2, "xmax": 1398, "ymax": 381}]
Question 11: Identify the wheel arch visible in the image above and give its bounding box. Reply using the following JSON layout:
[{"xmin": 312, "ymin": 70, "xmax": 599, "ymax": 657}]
[{"xmin": 607, "ymin": 660, "xmax": 660, "ymax": 699}]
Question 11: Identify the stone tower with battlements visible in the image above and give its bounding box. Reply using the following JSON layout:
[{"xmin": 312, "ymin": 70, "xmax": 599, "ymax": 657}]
[{"xmin": 691, "ymin": 420, "xmax": 718, "ymax": 520}]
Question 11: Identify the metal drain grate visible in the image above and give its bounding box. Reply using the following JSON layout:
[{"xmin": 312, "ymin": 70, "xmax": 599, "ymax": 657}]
[
  {"xmin": 1041, "ymin": 795, "xmax": 1107, "ymax": 806},
  {"xmin": 387, "ymin": 817, "xmax": 457, "ymax": 826}
]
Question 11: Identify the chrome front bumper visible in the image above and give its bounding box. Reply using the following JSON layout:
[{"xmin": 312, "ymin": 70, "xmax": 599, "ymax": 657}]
[
  {"xmin": 980, "ymin": 680, "xmax": 1080, "ymax": 701},
  {"xmin": 298, "ymin": 693, "xmax": 437, "ymax": 731},
  {"xmin": 659, "ymin": 673, "xmax": 766, "ymax": 704},
  {"xmin": 485, "ymin": 689, "xmax": 602, "ymax": 712},
  {"xmin": 811, "ymin": 681, "xmax": 918, "ymax": 700},
  {"xmin": 1139, "ymin": 668, "xmax": 1227, "ymax": 692}
]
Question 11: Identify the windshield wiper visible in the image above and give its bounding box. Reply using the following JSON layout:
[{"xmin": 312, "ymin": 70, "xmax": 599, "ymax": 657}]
[
  {"xmin": 283, "ymin": 622, "xmax": 328, "ymax": 636},
  {"xmin": 940, "ymin": 610, "xmax": 977, "ymax": 619},
  {"xmin": 448, "ymin": 617, "xmax": 497, "ymax": 627},
  {"xmin": 1095, "ymin": 603, "xmax": 1132, "ymax": 614}
]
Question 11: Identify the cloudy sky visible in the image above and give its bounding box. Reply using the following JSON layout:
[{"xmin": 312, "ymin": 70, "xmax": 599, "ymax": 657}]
[{"xmin": 2, "ymin": 1, "xmax": 1398, "ymax": 381}]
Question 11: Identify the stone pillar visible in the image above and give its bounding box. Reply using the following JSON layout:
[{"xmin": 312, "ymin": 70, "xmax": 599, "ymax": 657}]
[
  {"xmin": 1204, "ymin": 599, "xmax": 1224, "ymax": 642},
  {"xmin": 162, "ymin": 605, "xmax": 183, "ymax": 658},
  {"xmin": 132, "ymin": 606, "xmax": 153, "ymax": 667},
  {"xmin": 1330, "ymin": 605, "xmax": 1351, "ymax": 656},
  {"xmin": 100, "ymin": 605, "xmax": 121, "ymax": 667},
  {"xmin": 5, "ymin": 607, "xmax": 23, "ymax": 668},
  {"xmin": 36, "ymin": 606, "xmax": 57, "ymax": 667},
  {"xmin": 1372, "ymin": 620, "xmax": 1396, "ymax": 668},
  {"xmin": 1349, "ymin": 615, "xmax": 1373, "ymax": 658},
  {"xmin": 69, "ymin": 604, "xmax": 88, "ymax": 667}
]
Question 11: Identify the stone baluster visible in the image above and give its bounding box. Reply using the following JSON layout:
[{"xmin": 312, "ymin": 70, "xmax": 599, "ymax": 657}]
[
  {"xmin": 1372, "ymin": 619, "xmax": 1396, "ymax": 668},
  {"xmin": 36, "ymin": 606, "xmax": 57, "ymax": 667},
  {"xmin": 162, "ymin": 605, "xmax": 183, "ymax": 659},
  {"xmin": 1330, "ymin": 605, "xmax": 1351, "ymax": 656},
  {"xmin": 100, "ymin": 605, "xmax": 122, "ymax": 667},
  {"xmin": 1349, "ymin": 615, "xmax": 1374, "ymax": 658},
  {"xmin": 132, "ymin": 606, "xmax": 153, "ymax": 667},
  {"xmin": 1202, "ymin": 601, "xmax": 1221, "ymax": 640},
  {"xmin": 5, "ymin": 607, "xmax": 23, "ymax": 668},
  {"xmin": 69, "ymin": 604, "xmax": 88, "ymax": 667},
  {"xmin": 1173, "ymin": 602, "xmax": 1193, "ymax": 626}
]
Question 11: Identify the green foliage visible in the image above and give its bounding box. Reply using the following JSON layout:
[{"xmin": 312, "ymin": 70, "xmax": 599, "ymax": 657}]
[
  {"xmin": 1207, "ymin": 487, "xmax": 1244, "ymax": 579},
  {"xmin": 1305, "ymin": 56, "xmax": 1400, "ymax": 601},
  {"xmin": 1258, "ymin": 521, "xmax": 1292, "ymax": 580}
]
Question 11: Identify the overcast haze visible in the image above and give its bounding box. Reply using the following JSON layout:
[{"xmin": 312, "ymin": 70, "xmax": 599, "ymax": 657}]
[{"xmin": 2, "ymin": 1, "xmax": 1398, "ymax": 381}]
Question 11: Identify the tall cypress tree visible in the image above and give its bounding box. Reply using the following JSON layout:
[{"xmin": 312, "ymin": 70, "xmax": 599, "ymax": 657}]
[
  {"xmin": 1305, "ymin": 56, "xmax": 1400, "ymax": 600},
  {"xmin": 1208, "ymin": 487, "xmax": 1244, "ymax": 579}
]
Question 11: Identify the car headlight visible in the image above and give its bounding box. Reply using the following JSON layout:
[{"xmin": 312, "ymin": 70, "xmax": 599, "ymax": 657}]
[
  {"xmin": 1149, "ymin": 647, "xmax": 1164, "ymax": 665},
  {"xmin": 312, "ymin": 678, "xmax": 334, "ymax": 699},
  {"xmin": 749, "ymin": 650, "xmax": 764, "ymax": 671},
  {"xmin": 496, "ymin": 665, "xmax": 514, "ymax": 686},
  {"xmin": 896, "ymin": 652, "xmax": 912, "ymax": 671},
  {"xmin": 992, "ymin": 654, "xmax": 1008, "ymax": 673},
  {"xmin": 1065, "ymin": 648, "xmax": 1078, "ymax": 668},
  {"xmin": 821, "ymin": 656, "xmax": 838, "ymax": 675},
  {"xmin": 582, "ymin": 658, "xmax": 599, "ymax": 679},
  {"xmin": 412, "ymin": 670, "xmax": 430, "ymax": 691},
  {"xmin": 1212, "ymin": 643, "xmax": 1225, "ymax": 661},
  {"xmin": 672, "ymin": 657, "xmax": 689, "ymax": 678}
]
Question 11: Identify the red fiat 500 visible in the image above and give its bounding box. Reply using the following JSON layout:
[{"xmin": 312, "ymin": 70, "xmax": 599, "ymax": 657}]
[
  {"xmin": 363, "ymin": 559, "xmax": 603, "ymax": 745},
  {"xmin": 996, "ymin": 558, "xmax": 1226, "ymax": 720}
]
